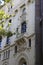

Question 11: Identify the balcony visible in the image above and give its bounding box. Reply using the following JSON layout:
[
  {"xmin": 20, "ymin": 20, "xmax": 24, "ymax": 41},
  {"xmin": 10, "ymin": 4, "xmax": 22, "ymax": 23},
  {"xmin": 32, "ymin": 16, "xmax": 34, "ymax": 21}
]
[
  {"xmin": 16, "ymin": 33, "xmax": 24, "ymax": 40},
  {"xmin": 4, "ymin": 43, "xmax": 10, "ymax": 48},
  {"xmin": 15, "ymin": 32, "xmax": 26, "ymax": 45}
]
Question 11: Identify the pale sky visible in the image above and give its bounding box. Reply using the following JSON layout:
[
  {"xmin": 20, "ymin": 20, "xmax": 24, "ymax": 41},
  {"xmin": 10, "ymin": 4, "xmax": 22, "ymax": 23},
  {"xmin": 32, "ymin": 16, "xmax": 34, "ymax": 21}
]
[
  {"xmin": 0, "ymin": 0, "xmax": 20, "ymax": 5},
  {"xmin": 0, "ymin": 0, "xmax": 4, "ymax": 5},
  {"xmin": 0, "ymin": 0, "xmax": 2, "ymax": 1}
]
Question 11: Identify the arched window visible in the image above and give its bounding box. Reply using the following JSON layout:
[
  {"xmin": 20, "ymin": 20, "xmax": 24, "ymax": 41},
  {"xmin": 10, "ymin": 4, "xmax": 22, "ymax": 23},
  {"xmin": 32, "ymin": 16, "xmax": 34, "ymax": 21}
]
[{"xmin": 19, "ymin": 58, "xmax": 27, "ymax": 65}]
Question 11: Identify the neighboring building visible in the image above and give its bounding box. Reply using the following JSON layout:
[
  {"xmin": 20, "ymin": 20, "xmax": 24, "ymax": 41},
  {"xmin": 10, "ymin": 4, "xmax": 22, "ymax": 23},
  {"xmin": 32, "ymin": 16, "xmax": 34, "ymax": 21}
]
[
  {"xmin": 0, "ymin": 0, "xmax": 35, "ymax": 65},
  {"xmin": 35, "ymin": 0, "xmax": 43, "ymax": 65}
]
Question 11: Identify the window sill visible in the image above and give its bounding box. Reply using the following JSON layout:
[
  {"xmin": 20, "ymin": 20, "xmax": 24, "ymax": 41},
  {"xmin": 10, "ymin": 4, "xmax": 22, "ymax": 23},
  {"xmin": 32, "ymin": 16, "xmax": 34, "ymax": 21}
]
[
  {"xmin": 2, "ymin": 57, "xmax": 9, "ymax": 61},
  {"xmin": 4, "ymin": 44, "xmax": 10, "ymax": 48}
]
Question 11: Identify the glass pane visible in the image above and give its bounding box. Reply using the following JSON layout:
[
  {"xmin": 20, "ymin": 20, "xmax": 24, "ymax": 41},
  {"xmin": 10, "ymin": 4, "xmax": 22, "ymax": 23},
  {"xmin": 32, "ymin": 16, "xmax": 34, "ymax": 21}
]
[{"xmin": 21, "ymin": 22, "xmax": 26, "ymax": 33}]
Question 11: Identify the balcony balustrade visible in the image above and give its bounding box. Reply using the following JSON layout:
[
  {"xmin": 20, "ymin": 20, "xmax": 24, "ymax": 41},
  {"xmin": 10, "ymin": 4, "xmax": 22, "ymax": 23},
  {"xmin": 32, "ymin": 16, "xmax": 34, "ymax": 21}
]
[{"xmin": 16, "ymin": 33, "xmax": 24, "ymax": 39}]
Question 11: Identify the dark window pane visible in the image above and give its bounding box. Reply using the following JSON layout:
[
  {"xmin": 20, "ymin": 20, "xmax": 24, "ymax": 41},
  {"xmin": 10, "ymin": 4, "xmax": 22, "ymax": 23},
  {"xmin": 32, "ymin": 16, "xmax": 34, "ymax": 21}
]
[
  {"xmin": 6, "ymin": 51, "xmax": 8, "ymax": 59},
  {"xmin": 29, "ymin": 39, "xmax": 31, "ymax": 47},
  {"xmin": 15, "ymin": 46, "xmax": 17, "ymax": 53},
  {"xmin": 6, "ymin": 37, "xmax": 9, "ymax": 44},
  {"xmin": 8, "ymin": 50, "xmax": 10, "ymax": 58},
  {"xmin": 22, "ymin": 62, "xmax": 26, "ymax": 65},
  {"xmin": 3, "ymin": 52, "xmax": 5, "ymax": 59},
  {"xmin": 0, "ymin": 41, "xmax": 1, "ymax": 47},
  {"xmin": 9, "ymin": 19, "xmax": 12, "ymax": 23},
  {"xmin": 0, "ymin": 54, "xmax": 1, "ymax": 60},
  {"xmin": 0, "ymin": 36, "xmax": 2, "ymax": 47},
  {"xmin": 21, "ymin": 21, "xmax": 26, "ymax": 33},
  {"xmin": 23, "ymin": 8, "xmax": 26, "ymax": 12},
  {"xmin": 11, "ymin": 6, "xmax": 12, "ymax": 8}
]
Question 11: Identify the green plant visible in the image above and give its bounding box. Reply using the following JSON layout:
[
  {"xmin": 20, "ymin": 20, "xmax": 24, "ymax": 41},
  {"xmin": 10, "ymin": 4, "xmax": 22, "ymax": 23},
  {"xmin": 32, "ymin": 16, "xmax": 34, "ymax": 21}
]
[
  {"xmin": 0, "ymin": 10, "xmax": 5, "ymax": 15},
  {"xmin": 0, "ymin": 26, "xmax": 6, "ymax": 36},
  {"xmin": 3, "ymin": 14, "xmax": 10, "ymax": 19},
  {"xmin": 0, "ymin": 10, "xmax": 10, "ymax": 20},
  {"xmin": 4, "ymin": 0, "xmax": 11, "ymax": 3},
  {"xmin": 6, "ymin": 31, "xmax": 13, "ymax": 37},
  {"xmin": 0, "ymin": 10, "xmax": 5, "ymax": 20}
]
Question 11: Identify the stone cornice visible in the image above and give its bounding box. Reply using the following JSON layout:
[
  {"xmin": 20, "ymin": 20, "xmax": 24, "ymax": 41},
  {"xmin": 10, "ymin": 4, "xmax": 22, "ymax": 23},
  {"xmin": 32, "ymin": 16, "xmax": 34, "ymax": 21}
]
[{"xmin": 0, "ymin": 33, "xmax": 35, "ymax": 53}]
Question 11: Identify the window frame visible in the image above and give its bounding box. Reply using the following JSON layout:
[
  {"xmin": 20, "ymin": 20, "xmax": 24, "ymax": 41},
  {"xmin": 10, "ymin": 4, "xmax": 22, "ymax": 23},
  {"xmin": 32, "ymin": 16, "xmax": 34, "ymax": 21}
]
[
  {"xmin": 29, "ymin": 39, "xmax": 31, "ymax": 47},
  {"xmin": 15, "ymin": 45, "xmax": 17, "ymax": 53},
  {"xmin": 21, "ymin": 21, "xmax": 26, "ymax": 33}
]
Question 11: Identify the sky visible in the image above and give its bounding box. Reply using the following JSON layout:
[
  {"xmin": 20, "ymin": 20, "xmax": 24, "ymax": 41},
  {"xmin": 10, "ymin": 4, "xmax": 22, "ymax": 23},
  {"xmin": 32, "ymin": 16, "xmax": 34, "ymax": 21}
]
[
  {"xmin": 0, "ymin": 0, "xmax": 20, "ymax": 5},
  {"xmin": 0, "ymin": 0, "xmax": 3, "ymax": 1},
  {"xmin": 0, "ymin": 0, "xmax": 4, "ymax": 5}
]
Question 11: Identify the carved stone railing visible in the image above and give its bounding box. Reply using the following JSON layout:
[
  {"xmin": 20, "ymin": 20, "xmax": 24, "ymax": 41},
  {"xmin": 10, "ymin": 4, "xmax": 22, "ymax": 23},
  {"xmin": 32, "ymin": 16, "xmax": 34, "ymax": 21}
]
[{"xmin": 16, "ymin": 33, "xmax": 24, "ymax": 40}]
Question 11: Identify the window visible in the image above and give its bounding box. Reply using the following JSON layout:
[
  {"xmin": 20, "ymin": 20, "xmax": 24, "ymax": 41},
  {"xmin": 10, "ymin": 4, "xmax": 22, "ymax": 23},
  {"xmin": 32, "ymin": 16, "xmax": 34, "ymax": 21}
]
[
  {"xmin": 8, "ymin": 7, "xmax": 10, "ymax": 12},
  {"xmin": 15, "ymin": 46, "xmax": 17, "ymax": 53},
  {"xmin": 0, "ymin": 36, "xmax": 2, "ymax": 48},
  {"xmin": 9, "ymin": 19, "xmax": 12, "ymax": 23},
  {"xmin": 6, "ymin": 50, "xmax": 10, "ymax": 59},
  {"xmin": 6, "ymin": 51, "xmax": 8, "ymax": 59},
  {"xmin": 3, "ymin": 52, "xmax": 6, "ymax": 60},
  {"xmin": 19, "ymin": 58, "xmax": 27, "ymax": 65},
  {"xmin": 6, "ymin": 37, "xmax": 9, "ymax": 44},
  {"xmin": 22, "ymin": 8, "xmax": 26, "ymax": 14},
  {"xmin": 15, "ymin": 9, "xmax": 18, "ymax": 14},
  {"xmin": 16, "ymin": 28, "xmax": 18, "ymax": 32},
  {"xmin": 40, "ymin": 21, "xmax": 42, "ymax": 34},
  {"xmin": 11, "ymin": 5, "xmax": 12, "ymax": 8},
  {"xmin": 3, "ymin": 50, "xmax": 10, "ymax": 60},
  {"xmin": 0, "ymin": 54, "xmax": 1, "ymax": 60},
  {"xmin": 15, "ymin": 9, "xmax": 18, "ymax": 12},
  {"xmin": 29, "ymin": 39, "xmax": 31, "ymax": 47},
  {"xmin": 8, "ymin": 50, "xmax": 10, "ymax": 58},
  {"xmin": 21, "ymin": 21, "xmax": 26, "ymax": 33},
  {"xmin": 16, "ymin": 27, "xmax": 19, "ymax": 36},
  {"xmin": 23, "ymin": 62, "xmax": 26, "ymax": 65},
  {"xmin": 28, "ymin": 0, "xmax": 31, "ymax": 2}
]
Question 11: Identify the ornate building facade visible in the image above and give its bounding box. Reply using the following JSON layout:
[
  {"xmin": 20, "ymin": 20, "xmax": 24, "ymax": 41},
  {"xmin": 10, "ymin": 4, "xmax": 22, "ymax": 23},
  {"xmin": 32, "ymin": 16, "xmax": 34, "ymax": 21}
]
[{"xmin": 0, "ymin": 0, "xmax": 35, "ymax": 65}]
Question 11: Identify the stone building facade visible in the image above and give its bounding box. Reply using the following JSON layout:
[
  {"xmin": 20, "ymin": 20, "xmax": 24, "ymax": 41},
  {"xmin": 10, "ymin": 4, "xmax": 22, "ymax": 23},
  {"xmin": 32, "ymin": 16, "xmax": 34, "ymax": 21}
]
[{"xmin": 0, "ymin": 0, "xmax": 35, "ymax": 65}]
